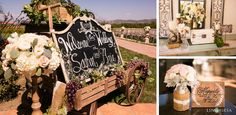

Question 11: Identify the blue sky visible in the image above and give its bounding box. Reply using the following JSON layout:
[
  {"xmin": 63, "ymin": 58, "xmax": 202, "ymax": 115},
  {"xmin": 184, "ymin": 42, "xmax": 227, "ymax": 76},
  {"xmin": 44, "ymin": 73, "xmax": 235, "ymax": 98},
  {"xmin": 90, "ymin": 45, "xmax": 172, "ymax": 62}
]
[{"xmin": 0, "ymin": 0, "xmax": 156, "ymax": 20}]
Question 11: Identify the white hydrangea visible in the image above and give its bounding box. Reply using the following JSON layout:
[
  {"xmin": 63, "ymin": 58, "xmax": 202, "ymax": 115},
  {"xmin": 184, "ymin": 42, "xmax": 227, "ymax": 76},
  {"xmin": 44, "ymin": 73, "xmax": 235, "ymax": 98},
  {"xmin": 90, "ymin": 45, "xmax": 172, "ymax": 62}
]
[{"xmin": 17, "ymin": 39, "xmax": 31, "ymax": 50}]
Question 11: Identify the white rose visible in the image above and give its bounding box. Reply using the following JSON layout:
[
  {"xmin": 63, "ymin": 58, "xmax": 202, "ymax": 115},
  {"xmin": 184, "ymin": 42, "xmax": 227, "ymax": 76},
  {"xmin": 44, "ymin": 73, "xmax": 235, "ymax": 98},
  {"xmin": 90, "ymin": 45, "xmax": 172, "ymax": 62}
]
[
  {"xmin": 34, "ymin": 46, "xmax": 44, "ymax": 57},
  {"xmin": 7, "ymin": 32, "xmax": 19, "ymax": 44},
  {"xmin": 38, "ymin": 55, "xmax": 50, "ymax": 68},
  {"xmin": 17, "ymin": 40, "xmax": 31, "ymax": 50},
  {"xmin": 48, "ymin": 52, "xmax": 60, "ymax": 70}
]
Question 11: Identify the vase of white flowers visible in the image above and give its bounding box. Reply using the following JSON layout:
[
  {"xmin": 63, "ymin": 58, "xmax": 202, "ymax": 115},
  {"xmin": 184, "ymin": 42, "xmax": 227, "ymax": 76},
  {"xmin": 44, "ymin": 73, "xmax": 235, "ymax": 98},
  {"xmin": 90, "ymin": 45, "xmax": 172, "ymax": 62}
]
[
  {"xmin": 1, "ymin": 33, "xmax": 61, "ymax": 115},
  {"xmin": 144, "ymin": 26, "xmax": 151, "ymax": 44},
  {"xmin": 164, "ymin": 64, "xmax": 198, "ymax": 111},
  {"xmin": 120, "ymin": 26, "xmax": 126, "ymax": 39},
  {"xmin": 167, "ymin": 20, "xmax": 190, "ymax": 49},
  {"xmin": 180, "ymin": 2, "xmax": 205, "ymax": 29}
]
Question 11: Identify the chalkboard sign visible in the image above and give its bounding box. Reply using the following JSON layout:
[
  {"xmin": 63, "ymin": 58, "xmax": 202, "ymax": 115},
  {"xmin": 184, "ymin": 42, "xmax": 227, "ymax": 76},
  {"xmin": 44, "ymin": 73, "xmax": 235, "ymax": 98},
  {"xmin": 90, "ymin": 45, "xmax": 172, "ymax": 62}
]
[
  {"xmin": 52, "ymin": 16, "xmax": 122, "ymax": 82},
  {"xmin": 192, "ymin": 82, "xmax": 225, "ymax": 108}
]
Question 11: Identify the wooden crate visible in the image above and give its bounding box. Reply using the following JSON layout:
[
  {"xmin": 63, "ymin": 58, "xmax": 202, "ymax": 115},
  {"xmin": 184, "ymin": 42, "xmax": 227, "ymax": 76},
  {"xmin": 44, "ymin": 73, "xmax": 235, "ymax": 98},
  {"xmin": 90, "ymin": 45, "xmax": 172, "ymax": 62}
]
[{"xmin": 74, "ymin": 75, "xmax": 120, "ymax": 110}]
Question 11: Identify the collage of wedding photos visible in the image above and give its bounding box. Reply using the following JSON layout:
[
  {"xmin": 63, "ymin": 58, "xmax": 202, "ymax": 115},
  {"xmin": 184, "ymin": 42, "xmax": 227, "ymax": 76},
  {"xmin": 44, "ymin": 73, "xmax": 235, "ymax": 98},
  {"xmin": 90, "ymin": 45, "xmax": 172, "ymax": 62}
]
[{"xmin": 0, "ymin": 0, "xmax": 236, "ymax": 115}]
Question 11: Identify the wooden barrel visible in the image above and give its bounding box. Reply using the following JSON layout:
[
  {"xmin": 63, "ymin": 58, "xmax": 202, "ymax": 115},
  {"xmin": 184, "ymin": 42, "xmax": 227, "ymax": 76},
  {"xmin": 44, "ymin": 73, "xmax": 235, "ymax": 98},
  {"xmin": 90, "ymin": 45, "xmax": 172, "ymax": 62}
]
[{"xmin": 173, "ymin": 86, "xmax": 190, "ymax": 111}]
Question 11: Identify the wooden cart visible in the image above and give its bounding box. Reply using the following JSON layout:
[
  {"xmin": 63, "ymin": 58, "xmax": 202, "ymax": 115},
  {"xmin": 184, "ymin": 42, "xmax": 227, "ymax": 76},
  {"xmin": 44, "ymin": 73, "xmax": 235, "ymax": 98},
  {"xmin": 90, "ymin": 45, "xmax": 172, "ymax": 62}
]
[
  {"xmin": 74, "ymin": 60, "xmax": 149, "ymax": 115},
  {"xmin": 38, "ymin": 4, "xmax": 149, "ymax": 114}
]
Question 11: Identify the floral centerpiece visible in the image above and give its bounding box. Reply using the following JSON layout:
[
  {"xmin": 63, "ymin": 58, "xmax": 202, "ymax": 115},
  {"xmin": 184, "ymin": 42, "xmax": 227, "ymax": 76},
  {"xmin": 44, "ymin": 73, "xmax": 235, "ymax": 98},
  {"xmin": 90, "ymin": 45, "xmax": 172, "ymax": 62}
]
[
  {"xmin": 164, "ymin": 64, "xmax": 198, "ymax": 111},
  {"xmin": 167, "ymin": 18, "xmax": 190, "ymax": 49},
  {"xmin": 1, "ymin": 33, "xmax": 60, "ymax": 78},
  {"xmin": 164, "ymin": 64, "xmax": 198, "ymax": 88},
  {"xmin": 1, "ymin": 32, "xmax": 61, "ymax": 114},
  {"xmin": 180, "ymin": 2, "xmax": 205, "ymax": 29},
  {"xmin": 144, "ymin": 26, "xmax": 151, "ymax": 43},
  {"xmin": 144, "ymin": 26, "xmax": 151, "ymax": 33},
  {"xmin": 120, "ymin": 26, "xmax": 126, "ymax": 38}
]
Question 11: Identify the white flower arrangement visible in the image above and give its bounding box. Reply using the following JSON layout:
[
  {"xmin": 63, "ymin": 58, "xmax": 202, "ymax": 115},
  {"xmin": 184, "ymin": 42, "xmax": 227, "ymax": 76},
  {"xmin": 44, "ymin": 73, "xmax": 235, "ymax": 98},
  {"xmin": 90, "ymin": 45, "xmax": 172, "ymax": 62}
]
[
  {"xmin": 180, "ymin": 2, "xmax": 205, "ymax": 28},
  {"xmin": 168, "ymin": 21, "xmax": 190, "ymax": 36},
  {"xmin": 164, "ymin": 64, "xmax": 198, "ymax": 88},
  {"xmin": 144, "ymin": 26, "xmax": 151, "ymax": 32},
  {"xmin": 1, "ymin": 33, "xmax": 61, "ymax": 78}
]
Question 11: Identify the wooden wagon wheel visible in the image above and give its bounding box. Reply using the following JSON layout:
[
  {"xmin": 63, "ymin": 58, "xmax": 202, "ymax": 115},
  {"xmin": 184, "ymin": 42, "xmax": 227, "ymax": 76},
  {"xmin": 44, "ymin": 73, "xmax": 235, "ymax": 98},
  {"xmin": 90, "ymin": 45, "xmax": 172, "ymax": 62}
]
[{"xmin": 125, "ymin": 61, "xmax": 148, "ymax": 105}]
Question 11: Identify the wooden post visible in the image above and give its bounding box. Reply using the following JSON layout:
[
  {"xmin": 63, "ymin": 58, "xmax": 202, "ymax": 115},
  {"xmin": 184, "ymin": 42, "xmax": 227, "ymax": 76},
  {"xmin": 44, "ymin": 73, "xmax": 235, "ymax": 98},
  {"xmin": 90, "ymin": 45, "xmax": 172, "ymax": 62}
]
[{"xmin": 38, "ymin": 3, "xmax": 61, "ymax": 32}]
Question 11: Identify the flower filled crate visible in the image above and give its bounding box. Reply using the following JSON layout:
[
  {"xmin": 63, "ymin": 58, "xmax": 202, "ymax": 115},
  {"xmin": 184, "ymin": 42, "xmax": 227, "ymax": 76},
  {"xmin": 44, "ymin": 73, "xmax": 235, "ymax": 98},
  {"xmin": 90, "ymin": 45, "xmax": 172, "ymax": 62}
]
[{"xmin": 51, "ymin": 16, "xmax": 150, "ymax": 114}]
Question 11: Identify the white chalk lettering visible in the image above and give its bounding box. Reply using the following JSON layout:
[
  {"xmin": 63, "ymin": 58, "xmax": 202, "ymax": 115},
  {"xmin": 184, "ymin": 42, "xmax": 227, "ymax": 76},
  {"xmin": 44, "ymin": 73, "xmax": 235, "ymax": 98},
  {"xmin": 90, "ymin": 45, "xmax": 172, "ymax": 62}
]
[
  {"xmin": 71, "ymin": 52, "xmax": 98, "ymax": 73},
  {"xmin": 58, "ymin": 32, "xmax": 90, "ymax": 54}
]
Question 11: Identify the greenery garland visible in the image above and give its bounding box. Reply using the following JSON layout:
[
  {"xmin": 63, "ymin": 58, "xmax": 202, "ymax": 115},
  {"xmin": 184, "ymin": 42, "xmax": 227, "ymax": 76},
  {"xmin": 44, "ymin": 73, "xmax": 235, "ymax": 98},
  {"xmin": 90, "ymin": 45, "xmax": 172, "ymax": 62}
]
[{"xmin": 22, "ymin": 0, "xmax": 94, "ymax": 25}]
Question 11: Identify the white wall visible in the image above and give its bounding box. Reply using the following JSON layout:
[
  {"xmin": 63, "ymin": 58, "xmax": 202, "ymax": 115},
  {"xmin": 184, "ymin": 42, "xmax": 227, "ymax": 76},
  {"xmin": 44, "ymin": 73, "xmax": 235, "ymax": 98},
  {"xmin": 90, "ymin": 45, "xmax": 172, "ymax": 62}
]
[{"xmin": 223, "ymin": 0, "xmax": 236, "ymax": 34}]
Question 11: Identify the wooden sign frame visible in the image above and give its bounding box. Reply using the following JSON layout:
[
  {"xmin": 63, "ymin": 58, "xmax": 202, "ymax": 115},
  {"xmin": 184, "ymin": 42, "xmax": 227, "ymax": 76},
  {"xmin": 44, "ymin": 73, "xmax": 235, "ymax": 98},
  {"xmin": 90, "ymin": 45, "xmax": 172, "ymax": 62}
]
[
  {"xmin": 221, "ymin": 25, "xmax": 233, "ymax": 33},
  {"xmin": 192, "ymin": 82, "xmax": 225, "ymax": 108},
  {"xmin": 51, "ymin": 16, "xmax": 123, "ymax": 83}
]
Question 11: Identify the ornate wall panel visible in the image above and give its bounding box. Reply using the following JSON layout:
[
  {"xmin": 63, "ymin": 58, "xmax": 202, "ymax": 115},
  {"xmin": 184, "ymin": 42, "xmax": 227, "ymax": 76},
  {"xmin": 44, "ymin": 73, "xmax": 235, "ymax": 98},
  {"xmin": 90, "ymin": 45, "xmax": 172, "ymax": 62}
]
[
  {"xmin": 211, "ymin": 0, "xmax": 225, "ymax": 27},
  {"xmin": 159, "ymin": 0, "xmax": 173, "ymax": 37}
]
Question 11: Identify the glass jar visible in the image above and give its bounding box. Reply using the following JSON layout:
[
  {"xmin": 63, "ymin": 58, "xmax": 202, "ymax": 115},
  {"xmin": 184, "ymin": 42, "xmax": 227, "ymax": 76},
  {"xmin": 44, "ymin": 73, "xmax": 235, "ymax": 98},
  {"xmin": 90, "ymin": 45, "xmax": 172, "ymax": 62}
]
[{"xmin": 173, "ymin": 85, "xmax": 190, "ymax": 111}]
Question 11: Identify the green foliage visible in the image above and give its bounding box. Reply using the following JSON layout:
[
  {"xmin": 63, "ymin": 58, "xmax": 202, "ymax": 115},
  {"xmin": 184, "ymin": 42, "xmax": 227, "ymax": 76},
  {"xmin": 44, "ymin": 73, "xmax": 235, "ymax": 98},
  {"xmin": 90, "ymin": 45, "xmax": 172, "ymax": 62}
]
[
  {"xmin": 9, "ymin": 49, "xmax": 20, "ymax": 59},
  {"xmin": 0, "ymin": 78, "xmax": 20, "ymax": 102},
  {"xmin": 36, "ymin": 68, "xmax": 42, "ymax": 76},
  {"xmin": 23, "ymin": 4, "xmax": 46, "ymax": 25},
  {"xmin": 4, "ymin": 69, "xmax": 12, "ymax": 80},
  {"xmin": 0, "ymin": 26, "xmax": 25, "ymax": 39},
  {"xmin": 32, "ymin": 38, "xmax": 38, "ymax": 48},
  {"xmin": 90, "ymin": 70, "xmax": 104, "ymax": 82},
  {"xmin": 214, "ymin": 34, "xmax": 224, "ymax": 47},
  {"xmin": 22, "ymin": 0, "xmax": 94, "ymax": 25},
  {"xmin": 0, "ymin": 40, "xmax": 20, "ymax": 102},
  {"xmin": 0, "ymin": 61, "xmax": 20, "ymax": 102}
]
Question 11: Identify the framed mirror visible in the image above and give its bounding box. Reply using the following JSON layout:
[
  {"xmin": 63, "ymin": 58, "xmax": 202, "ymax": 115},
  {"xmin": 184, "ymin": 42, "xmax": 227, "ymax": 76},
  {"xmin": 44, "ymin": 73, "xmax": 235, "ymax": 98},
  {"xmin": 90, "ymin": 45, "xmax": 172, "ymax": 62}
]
[{"xmin": 179, "ymin": 0, "xmax": 206, "ymax": 29}]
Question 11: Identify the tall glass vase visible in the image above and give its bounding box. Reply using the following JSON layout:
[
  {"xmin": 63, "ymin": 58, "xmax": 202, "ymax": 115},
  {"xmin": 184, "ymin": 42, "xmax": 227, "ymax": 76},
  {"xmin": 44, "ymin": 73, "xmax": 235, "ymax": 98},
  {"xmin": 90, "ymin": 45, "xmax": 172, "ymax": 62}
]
[{"xmin": 173, "ymin": 85, "xmax": 190, "ymax": 111}]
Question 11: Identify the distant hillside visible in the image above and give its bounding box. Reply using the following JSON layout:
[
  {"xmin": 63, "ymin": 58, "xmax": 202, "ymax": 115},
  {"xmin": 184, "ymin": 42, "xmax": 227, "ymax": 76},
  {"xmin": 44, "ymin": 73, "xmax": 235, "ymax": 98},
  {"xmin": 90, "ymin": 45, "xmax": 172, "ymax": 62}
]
[
  {"xmin": 98, "ymin": 19, "xmax": 156, "ymax": 24},
  {"xmin": 98, "ymin": 19, "xmax": 156, "ymax": 28}
]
